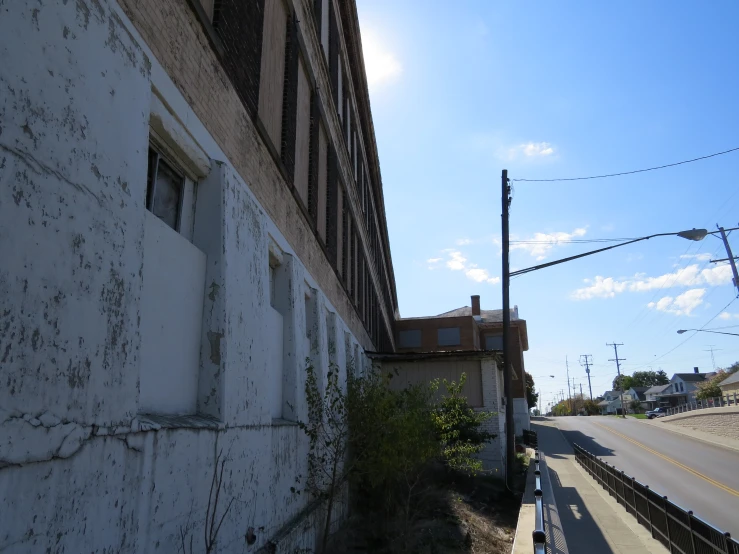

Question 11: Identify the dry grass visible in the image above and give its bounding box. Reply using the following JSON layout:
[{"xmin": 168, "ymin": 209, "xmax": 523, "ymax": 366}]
[{"xmin": 326, "ymin": 472, "xmax": 521, "ymax": 554}]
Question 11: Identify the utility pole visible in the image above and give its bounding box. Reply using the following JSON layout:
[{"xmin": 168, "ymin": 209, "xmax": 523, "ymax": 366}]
[
  {"xmin": 580, "ymin": 383, "xmax": 584, "ymax": 413},
  {"xmin": 608, "ymin": 342, "xmax": 627, "ymax": 418},
  {"xmin": 580, "ymin": 354, "xmax": 594, "ymax": 399},
  {"xmin": 566, "ymin": 356, "xmax": 572, "ymax": 416},
  {"xmin": 713, "ymin": 226, "xmax": 739, "ymax": 297},
  {"xmin": 501, "ymin": 169, "xmax": 515, "ymax": 489},
  {"xmin": 704, "ymin": 345, "xmax": 721, "ymax": 370}
]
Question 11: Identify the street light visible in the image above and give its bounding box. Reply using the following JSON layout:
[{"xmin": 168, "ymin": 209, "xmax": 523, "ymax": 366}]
[
  {"xmin": 500, "ymin": 166, "xmax": 739, "ymax": 488},
  {"xmin": 677, "ymin": 329, "xmax": 739, "ymax": 337}
]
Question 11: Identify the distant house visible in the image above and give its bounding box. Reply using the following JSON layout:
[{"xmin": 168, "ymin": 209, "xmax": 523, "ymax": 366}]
[
  {"xmin": 643, "ymin": 384, "xmax": 670, "ymax": 409},
  {"xmin": 598, "ymin": 391, "xmax": 622, "ymax": 415},
  {"xmin": 656, "ymin": 368, "xmax": 708, "ymax": 407},
  {"xmin": 719, "ymin": 371, "xmax": 739, "ymax": 395},
  {"xmin": 626, "ymin": 387, "xmax": 650, "ymax": 411}
]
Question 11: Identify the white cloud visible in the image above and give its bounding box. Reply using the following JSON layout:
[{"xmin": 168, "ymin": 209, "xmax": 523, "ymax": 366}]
[
  {"xmin": 465, "ymin": 268, "xmax": 500, "ymax": 284},
  {"xmin": 446, "ymin": 251, "xmax": 467, "ymax": 271},
  {"xmin": 718, "ymin": 312, "xmax": 739, "ymax": 320},
  {"xmin": 570, "ymin": 276, "xmax": 629, "ymax": 300},
  {"xmin": 508, "ymin": 142, "xmax": 555, "ymax": 160},
  {"xmin": 511, "ymin": 228, "xmax": 587, "ymax": 261},
  {"xmin": 456, "ymin": 238, "xmax": 472, "ymax": 246},
  {"xmin": 679, "ymin": 253, "xmax": 712, "ymax": 261},
  {"xmin": 430, "ymin": 250, "xmax": 500, "ymax": 285},
  {"xmin": 572, "ymin": 264, "xmax": 732, "ymax": 300},
  {"xmin": 647, "ymin": 289, "xmax": 706, "ymax": 316},
  {"xmin": 360, "ymin": 28, "xmax": 402, "ymax": 88}
]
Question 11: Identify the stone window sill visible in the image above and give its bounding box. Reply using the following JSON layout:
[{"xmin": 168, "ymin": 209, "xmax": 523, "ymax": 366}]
[
  {"xmin": 137, "ymin": 412, "xmax": 224, "ymax": 431},
  {"xmin": 272, "ymin": 418, "xmax": 300, "ymax": 427}
]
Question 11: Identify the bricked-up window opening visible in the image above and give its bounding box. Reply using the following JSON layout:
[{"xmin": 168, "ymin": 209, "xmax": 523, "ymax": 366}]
[
  {"xmin": 307, "ymin": 92, "xmax": 319, "ymax": 221},
  {"xmin": 280, "ymin": 14, "xmax": 298, "ymax": 176},
  {"xmin": 146, "ymin": 146, "xmax": 184, "ymax": 233},
  {"xmin": 210, "ymin": 0, "xmax": 265, "ymax": 118},
  {"xmin": 350, "ymin": 223, "xmax": 357, "ymax": 298},
  {"xmin": 328, "ymin": 2, "xmax": 340, "ymax": 115},
  {"xmin": 341, "ymin": 202, "xmax": 348, "ymax": 284},
  {"xmin": 326, "ymin": 149, "xmax": 338, "ymax": 264},
  {"xmin": 485, "ymin": 335, "xmax": 504, "ymax": 351},
  {"xmin": 438, "ymin": 328, "xmax": 461, "ymax": 347}
]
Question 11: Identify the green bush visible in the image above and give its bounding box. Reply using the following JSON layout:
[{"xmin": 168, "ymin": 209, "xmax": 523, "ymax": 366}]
[
  {"xmin": 431, "ymin": 374, "xmax": 496, "ymax": 475},
  {"xmin": 347, "ymin": 369, "xmax": 439, "ymax": 515}
]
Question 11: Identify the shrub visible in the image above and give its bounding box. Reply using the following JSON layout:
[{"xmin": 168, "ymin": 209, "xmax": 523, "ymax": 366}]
[{"xmin": 431, "ymin": 374, "xmax": 496, "ymax": 475}]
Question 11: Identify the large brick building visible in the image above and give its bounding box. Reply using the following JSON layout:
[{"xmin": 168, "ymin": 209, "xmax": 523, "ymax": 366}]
[{"xmin": 0, "ymin": 0, "xmax": 397, "ymax": 551}]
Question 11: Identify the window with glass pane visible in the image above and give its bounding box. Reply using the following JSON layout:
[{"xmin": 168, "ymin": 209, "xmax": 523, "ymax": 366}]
[{"xmin": 146, "ymin": 147, "xmax": 184, "ymax": 232}]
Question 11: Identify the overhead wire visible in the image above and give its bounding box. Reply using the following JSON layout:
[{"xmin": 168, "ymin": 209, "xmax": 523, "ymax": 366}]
[
  {"xmin": 510, "ymin": 147, "xmax": 739, "ymax": 182},
  {"xmin": 625, "ymin": 297, "xmax": 738, "ymax": 373}
]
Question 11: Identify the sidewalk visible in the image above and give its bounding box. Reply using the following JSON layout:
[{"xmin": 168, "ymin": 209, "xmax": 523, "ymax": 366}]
[{"xmin": 533, "ymin": 420, "xmax": 667, "ymax": 554}]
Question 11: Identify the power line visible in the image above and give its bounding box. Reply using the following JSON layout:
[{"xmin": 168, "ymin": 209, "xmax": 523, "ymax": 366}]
[
  {"xmin": 510, "ymin": 147, "xmax": 739, "ymax": 182},
  {"xmin": 627, "ymin": 297, "xmax": 738, "ymax": 372}
]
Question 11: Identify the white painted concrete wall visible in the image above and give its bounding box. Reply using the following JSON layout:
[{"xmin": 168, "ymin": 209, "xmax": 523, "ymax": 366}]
[
  {"xmin": 0, "ymin": 1, "xmax": 370, "ymax": 552},
  {"xmin": 513, "ymin": 398, "xmax": 531, "ymax": 435},
  {"xmin": 139, "ymin": 211, "xmax": 206, "ymax": 415}
]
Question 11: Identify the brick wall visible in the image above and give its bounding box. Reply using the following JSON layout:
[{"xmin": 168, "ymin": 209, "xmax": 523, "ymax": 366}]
[
  {"xmin": 395, "ymin": 316, "xmax": 479, "ymax": 352},
  {"xmin": 116, "ymin": 0, "xmax": 391, "ymax": 351}
]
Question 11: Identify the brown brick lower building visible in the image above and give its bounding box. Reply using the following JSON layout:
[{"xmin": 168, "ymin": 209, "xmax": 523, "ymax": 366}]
[{"xmin": 393, "ymin": 295, "xmax": 531, "ymax": 434}]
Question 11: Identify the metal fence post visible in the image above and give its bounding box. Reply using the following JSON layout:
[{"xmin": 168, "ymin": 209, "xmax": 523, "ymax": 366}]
[
  {"xmin": 645, "ymin": 485, "xmax": 654, "ymax": 539},
  {"xmin": 663, "ymin": 496, "xmax": 672, "ymax": 549},
  {"xmin": 686, "ymin": 511, "xmax": 697, "ymax": 554},
  {"xmin": 631, "ymin": 476, "xmax": 637, "ymax": 521}
]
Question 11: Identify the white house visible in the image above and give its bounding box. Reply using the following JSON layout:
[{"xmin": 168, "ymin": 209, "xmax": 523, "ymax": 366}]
[{"xmin": 657, "ymin": 369, "xmax": 709, "ymax": 407}]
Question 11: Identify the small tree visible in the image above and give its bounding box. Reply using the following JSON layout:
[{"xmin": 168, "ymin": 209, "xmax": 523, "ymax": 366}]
[
  {"xmin": 695, "ymin": 371, "xmax": 730, "ymax": 400},
  {"xmin": 348, "ymin": 369, "xmax": 438, "ymax": 524},
  {"xmin": 629, "ymin": 399, "xmax": 643, "ymax": 414},
  {"xmin": 300, "ymin": 360, "xmax": 350, "ymax": 553},
  {"xmin": 583, "ymin": 399, "xmax": 601, "ymax": 415},
  {"xmin": 525, "ymin": 372, "xmax": 539, "ymax": 408},
  {"xmin": 431, "ymin": 374, "xmax": 496, "ymax": 475}
]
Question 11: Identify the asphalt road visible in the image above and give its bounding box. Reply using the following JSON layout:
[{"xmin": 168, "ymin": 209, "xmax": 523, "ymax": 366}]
[{"xmin": 549, "ymin": 416, "xmax": 739, "ymax": 538}]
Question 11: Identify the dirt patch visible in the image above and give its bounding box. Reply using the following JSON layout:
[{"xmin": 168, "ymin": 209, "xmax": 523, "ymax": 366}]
[{"xmin": 326, "ymin": 474, "xmax": 521, "ymax": 554}]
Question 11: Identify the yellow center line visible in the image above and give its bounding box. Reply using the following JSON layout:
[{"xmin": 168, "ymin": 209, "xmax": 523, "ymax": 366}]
[{"xmin": 592, "ymin": 421, "xmax": 739, "ymax": 498}]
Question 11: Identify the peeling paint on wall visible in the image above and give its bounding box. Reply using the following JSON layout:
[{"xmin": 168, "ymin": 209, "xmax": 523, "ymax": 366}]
[{"xmin": 0, "ymin": 0, "xmax": 370, "ymax": 551}]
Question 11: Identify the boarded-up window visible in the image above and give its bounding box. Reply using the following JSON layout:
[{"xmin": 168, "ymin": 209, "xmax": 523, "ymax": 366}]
[
  {"xmin": 388, "ymin": 360, "xmax": 484, "ymax": 407},
  {"xmin": 259, "ymin": 0, "xmax": 288, "ymax": 154},
  {"xmin": 485, "ymin": 335, "xmax": 504, "ymax": 350},
  {"xmin": 399, "ymin": 329, "xmax": 421, "ymax": 348},
  {"xmin": 317, "ymin": 123, "xmax": 328, "ymax": 241},
  {"xmin": 335, "ymin": 185, "xmax": 344, "ymax": 274},
  {"xmin": 438, "ymin": 327, "xmax": 461, "ymax": 347},
  {"xmin": 294, "ymin": 58, "xmax": 311, "ymax": 206}
]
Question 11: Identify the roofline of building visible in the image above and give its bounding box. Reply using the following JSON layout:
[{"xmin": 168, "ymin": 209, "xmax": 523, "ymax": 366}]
[{"xmin": 367, "ymin": 350, "xmax": 503, "ymax": 364}]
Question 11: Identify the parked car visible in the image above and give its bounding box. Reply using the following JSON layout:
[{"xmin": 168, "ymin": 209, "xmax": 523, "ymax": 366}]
[{"xmin": 645, "ymin": 407, "xmax": 669, "ymax": 419}]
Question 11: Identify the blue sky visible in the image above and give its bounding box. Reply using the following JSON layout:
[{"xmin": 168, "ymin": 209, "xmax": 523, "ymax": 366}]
[{"xmin": 356, "ymin": 1, "xmax": 739, "ymax": 409}]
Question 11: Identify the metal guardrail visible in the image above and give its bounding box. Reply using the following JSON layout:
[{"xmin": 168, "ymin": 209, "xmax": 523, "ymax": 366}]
[
  {"xmin": 574, "ymin": 444, "xmax": 739, "ymax": 554},
  {"xmin": 666, "ymin": 393, "xmax": 738, "ymax": 416},
  {"xmin": 533, "ymin": 448, "xmax": 546, "ymax": 554}
]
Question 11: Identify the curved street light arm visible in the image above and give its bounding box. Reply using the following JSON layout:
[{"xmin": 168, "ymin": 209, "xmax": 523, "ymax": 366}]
[
  {"xmin": 677, "ymin": 329, "xmax": 739, "ymax": 337},
  {"xmin": 510, "ymin": 226, "xmax": 739, "ymax": 278}
]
